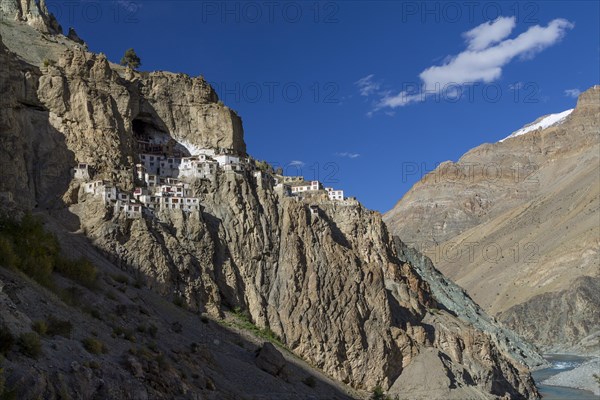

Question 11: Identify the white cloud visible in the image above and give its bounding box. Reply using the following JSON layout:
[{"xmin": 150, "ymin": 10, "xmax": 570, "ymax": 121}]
[
  {"xmin": 463, "ymin": 17, "xmax": 516, "ymax": 51},
  {"xmin": 355, "ymin": 74, "xmax": 381, "ymax": 97},
  {"xmin": 373, "ymin": 18, "xmax": 574, "ymax": 111},
  {"xmin": 336, "ymin": 152, "xmax": 360, "ymax": 159},
  {"xmin": 564, "ymin": 88, "xmax": 581, "ymax": 98},
  {"xmin": 288, "ymin": 160, "xmax": 305, "ymax": 167},
  {"xmin": 419, "ymin": 18, "xmax": 573, "ymax": 92}
]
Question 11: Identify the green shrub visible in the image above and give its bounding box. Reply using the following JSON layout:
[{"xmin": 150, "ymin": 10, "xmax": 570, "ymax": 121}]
[
  {"xmin": 18, "ymin": 332, "xmax": 42, "ymax": 359},
  {"xmin": 128, "ymin": 345, "xmax": 152, "ymax": 361},
  {"xmin": 42, "ymin": 58, "xmax": 55, "ymax": 67},
  {"xmin": 230, "ymin": 308, "xmax": 283, "ymax": 345},
  {"xmin": 31, "ymin": 320, "xmax": 48, "ymax": 336},
  {"xmin": 55, "ymin": 257, "xmax": 98, "ymax": 289},
  {"xmin": 0, "ymin": 215, "xmax": 97, "ymax": 291},
  {"xmin": 0, "ymin": 214, "xmax": 59, "ymax": 287},
  {"xmin": 46, "ymin": 317, "xmax": 72, "ymax": 338},
  {"xmin": 0, "ymin": 326, "xmax": 14, "ymax": 355},
  {"xmin": 370, "ymin": 385, "xmax": 395, "ymax": 400},
  {"xmin": 112, "ymin": 326, "xmax": 135, "ymax": 342},
  {"xmin": 82, "ymin": 338, "xmax": 106, "ymax": 355}
]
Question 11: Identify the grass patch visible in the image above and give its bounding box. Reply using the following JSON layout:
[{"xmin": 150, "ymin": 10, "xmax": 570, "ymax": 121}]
[
  {"xmin": 82, "ymin": 337, "xmax": 107, "ymax": 355},
  {"xmin": 82, "ymin": 306, "xmax": 102, "ymax": 320},
  {"xmin": 0, "ymin": 214, "xmax": 98, "ymax": 293},
  {"xmin": 0, "ymin": 213, "xmax": 60, "ymax": 288},
  {"xmin": 43, "ymin": 58, "xmax": 56, "ymax": 67},
  {"xmin": 55, "ymin": 257, "xmax": 98, "ymax": 289},
  {"xmin": 227, "ymin": 307, "xmax": 284, "ymax": 347},
  {"xmin": 18, "ymin": 332, "xmax": 42, "ymax": 359},
  {"xmin": 112, "ymin": 326, "xmax": 136, "ymax": 342},
  {"xmin": 31, "ymin": 320, "xmax": 48, "ymax": 336}
]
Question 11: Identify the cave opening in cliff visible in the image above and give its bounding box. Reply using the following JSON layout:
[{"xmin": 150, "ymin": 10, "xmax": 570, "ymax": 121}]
[{"xmin": 133, "ymin": 118, "xmax": 155, "ymax": 140}]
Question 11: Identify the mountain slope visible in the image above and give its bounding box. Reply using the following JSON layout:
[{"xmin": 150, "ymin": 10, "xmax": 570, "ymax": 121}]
[
  {"xmin": 385, "ymin": 86, "xmax": 600, "ymax": 352},
  {"xmin": 1, "ymin": 7, "xmax": 543, "ymax": 399}
]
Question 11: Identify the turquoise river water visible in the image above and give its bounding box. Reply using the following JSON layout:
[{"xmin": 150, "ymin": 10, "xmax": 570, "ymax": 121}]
[{"xmin": 533, "ymin": 354, "xmax": 599, "ymax": 400}]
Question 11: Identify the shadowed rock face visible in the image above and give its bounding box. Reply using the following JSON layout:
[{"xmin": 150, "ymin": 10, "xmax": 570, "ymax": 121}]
[
  {"xmin": 384, "ymin": 86, "xmax": 600, "ymax": 353},
  {"xmin": 1, "ymin": 14, "xmax": 542, "ymax": 399}
]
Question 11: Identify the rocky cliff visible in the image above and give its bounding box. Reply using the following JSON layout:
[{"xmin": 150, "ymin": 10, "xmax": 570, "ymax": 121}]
[
  {"xmin": 0, "ymin": 0, "xmax": 61, "ymax": 33},
  {"xmin": 385, "ymin": 86, "xmax": 600, "ymax": 353},
  {"xmin": 0, "ymin": 17, "xmax": 244, "ymax": 209},
  {"xmin": 1, "ymin": 13, "xmax": 543, "ymax": 399}
]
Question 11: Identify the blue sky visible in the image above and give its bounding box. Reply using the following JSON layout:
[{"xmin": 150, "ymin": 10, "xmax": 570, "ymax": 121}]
[{"xmin": 51, "ymin": 0, "xmax": 599, "ymax": 212}]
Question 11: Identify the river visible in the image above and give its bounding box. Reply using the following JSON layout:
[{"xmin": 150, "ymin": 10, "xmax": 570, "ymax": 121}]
[{"xmin": 533, "ymin": 354, "xmax": 599, "ymax": 399}]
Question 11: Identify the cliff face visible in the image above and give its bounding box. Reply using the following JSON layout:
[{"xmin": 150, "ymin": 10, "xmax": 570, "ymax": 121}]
[
  {"xmin": 0, "ymin": 19, "xmax": 245, "ymax": 208},
  {"xmin": 0, "ymin": 32, "xmax": 74, "ymax": 210},
  {"xmin": 135, "ymin": 72, "xmax": 246, "ymax": 155},
  {"xmin": 77, "ymin": 177, "xmax": 539, "ymax": 398},
  {"xmin": 0, "ymin": 15, "xmax": 542, "ymax": 399},
  {"xmin": 384, "ymin": 86, "xmax": 600, "ymax": 353},
  {"xmin": 0, "ymin": 0, "xmax": 61, "ymax": 33}
]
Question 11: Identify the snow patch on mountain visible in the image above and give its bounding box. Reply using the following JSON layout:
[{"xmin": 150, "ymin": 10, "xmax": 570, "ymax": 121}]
[{"xmin": 500, "ymin": 109, "xmax": 574, "ymax": 142}]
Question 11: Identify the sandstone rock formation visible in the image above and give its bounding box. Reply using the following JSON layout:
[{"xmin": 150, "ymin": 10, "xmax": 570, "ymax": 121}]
[
  {"xmin": 0, "ymin": 12, "xmax": 544, "ymax": 399},
  {"xmin": 0, "ymin": 0, "xmax": 61, "ymax": 33},
  {"xmin": 385, "ymin": 86, "xmax": 600, "ymax": 353},
  {"xmin": 0, "ymin": 18, "xmax": 245, "ymax": 209}
]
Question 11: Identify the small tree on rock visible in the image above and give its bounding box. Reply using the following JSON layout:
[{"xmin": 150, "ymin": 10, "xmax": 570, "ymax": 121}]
[{"xmin": 120, "ymin": 48, "xmax": 141, "ymax": 70}]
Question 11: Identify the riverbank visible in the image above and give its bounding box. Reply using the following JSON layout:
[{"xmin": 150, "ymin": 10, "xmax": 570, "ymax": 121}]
[
  {"xmin": 542, "ymin": 358, "xmax": 600, "ymax": 395},
  {"xmin": 533, "ymin": 354, "xmax": 600, "ymax": 400}
]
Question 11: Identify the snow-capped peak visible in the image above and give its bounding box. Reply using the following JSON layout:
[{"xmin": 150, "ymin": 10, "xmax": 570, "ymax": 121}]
[{"xmin": 499, "ymin": 109, "xmax": 574, "ymax": 142}]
